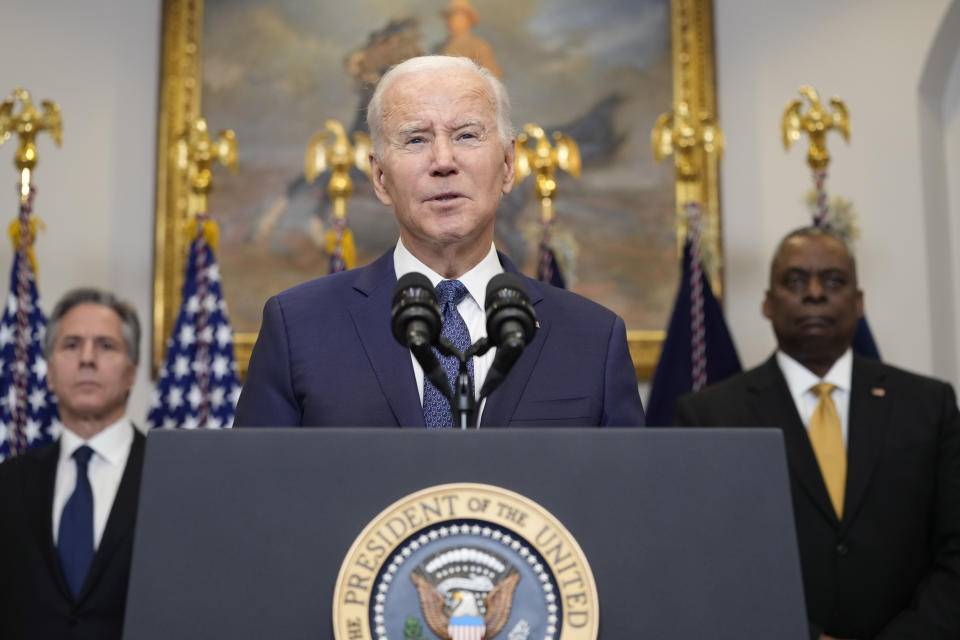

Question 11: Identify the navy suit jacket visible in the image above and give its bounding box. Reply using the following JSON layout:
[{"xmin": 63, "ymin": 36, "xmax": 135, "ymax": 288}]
[{"xmin": 235, "ymin": 249, "xmax": 645, "ymax": 427}]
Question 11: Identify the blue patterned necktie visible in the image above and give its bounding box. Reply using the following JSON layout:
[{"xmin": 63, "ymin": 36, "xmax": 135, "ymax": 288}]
[
  {"xmin": 58, "ymin": 445, "xmax": 95, "ymax": 598},
  {"xmin": 423, "ymin": 280, "xmax": 474, "ymax": 429}
]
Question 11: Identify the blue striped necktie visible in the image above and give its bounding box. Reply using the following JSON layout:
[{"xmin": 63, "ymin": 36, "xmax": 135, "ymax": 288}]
[
  {"xmin": 423, "ymin": 280, "xmax": 474, "ymax": 428},
  {"xmin": 58, "ymin": 445, "xmax": 95, "ymax": 598}
]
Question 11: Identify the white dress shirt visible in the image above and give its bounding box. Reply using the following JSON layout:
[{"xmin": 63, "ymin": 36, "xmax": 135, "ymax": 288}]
[
  {"xmin": 776, "ymin": 348, "xmax": 853, "ymax": 448},
  {"xmin": 393, "ymin": 238, "xmax": 502, "ymax": 419},
  {"xmin": 52, "ymin": 417, "xmax": 135, "ymax": 549}
]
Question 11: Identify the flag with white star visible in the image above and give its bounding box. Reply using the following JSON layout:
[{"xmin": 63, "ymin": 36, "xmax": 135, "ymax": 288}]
[
  {"xmin": 147, "ymin": 234, "xmax": 241, "ymax": 429},
  {"xmin": 0, "ymin": 251, "xmax": 61, "ymax": 462}
]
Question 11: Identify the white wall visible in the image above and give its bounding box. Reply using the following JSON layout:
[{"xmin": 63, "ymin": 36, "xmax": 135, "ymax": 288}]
[
  {"xmin": 0, "ymin": 0, "xmax": 161, "ymax": 423},
  {"xmin": 716, "ymin": 0, "xmax": 960, "ymax": 387},
  {"xmin": 940, "ymin": 6, "xmax": 960, "ymax": 386}
]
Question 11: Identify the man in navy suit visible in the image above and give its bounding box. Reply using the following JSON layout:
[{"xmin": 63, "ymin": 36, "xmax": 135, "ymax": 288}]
[
  {"xmin": 0, "ymin": 288, "xmax": 144, "ymax": 640},
  {"xmin": 235, "ymin": 55, "xmax": 644, "ymax": 427}
]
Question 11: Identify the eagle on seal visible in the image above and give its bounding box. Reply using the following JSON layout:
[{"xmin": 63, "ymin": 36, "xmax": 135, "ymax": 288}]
[{"xmin": 411, "ymin": 570, "xmax": 520, "ymax": 640}]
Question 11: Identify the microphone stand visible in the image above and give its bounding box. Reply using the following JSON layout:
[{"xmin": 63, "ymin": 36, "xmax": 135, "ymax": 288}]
[{"xmin": 435, "ymin": 337, "xmax": 492, "ymax": 430}]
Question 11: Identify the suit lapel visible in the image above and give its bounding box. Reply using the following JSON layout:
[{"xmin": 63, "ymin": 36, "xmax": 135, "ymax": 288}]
[
  {"xmin": 27, "ymin": 440, "xmax": 73, "ymax": 600},
  {"xmin": 843, "ymin": 356, "xmax": 889, "ymax": 527},
  {"xmin": 74, "ymin": 428, "xmax": 146, "ymax": 604},
  {"xmin": 348, "ymin": 250, "xmax": 425, "ymax": 427},
  {"xmin": 480, "ymin": 255, "xmax": 547, "ymax": 427},
  {"xmin": 747, "ymin": 356, "xmax": 839, "ymax": 524}
]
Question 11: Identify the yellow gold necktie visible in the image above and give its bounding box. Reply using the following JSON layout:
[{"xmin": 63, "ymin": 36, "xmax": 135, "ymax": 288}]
[{"xmin": 809, "ymin": 382, "xmax": 846, "ymax": 518}]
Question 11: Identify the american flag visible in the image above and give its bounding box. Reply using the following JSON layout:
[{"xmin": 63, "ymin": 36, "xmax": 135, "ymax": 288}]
[
  {"xmin": 0, "ymin": 190, "xmax": 61, "ymax": 461},
  {"xmin": 147, "ymin": 228, "xmax": 241, "ymax": 429}
]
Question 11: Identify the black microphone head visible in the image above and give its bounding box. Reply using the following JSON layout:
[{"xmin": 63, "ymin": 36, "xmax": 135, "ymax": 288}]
[
  {"xmin": 484, "ymin": 273, "xmax": 537, "ymax": 347},
  {"xmin": 391, "ymin": 272, "xmax": 442, "ymax": 347}
]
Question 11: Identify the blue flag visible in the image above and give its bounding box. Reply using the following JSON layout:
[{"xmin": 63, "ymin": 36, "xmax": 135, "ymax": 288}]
[
  {"xmin": 537, "ymin": 243, "xmax": 566, "ymax": 288},
  {"xmin": 0, "ymin": 248, "xmax": 60, "ymax": 461},
  {"xmin": 852, "ymin": 317, "xmax": 880, "ymax": 360},
  {"xmin": 646, "ymin": 239, "xmax": 742, "ymax": 426},
  {"xmin": 147, "ymin": 235, "xmax": 241, "ymax": 429}
]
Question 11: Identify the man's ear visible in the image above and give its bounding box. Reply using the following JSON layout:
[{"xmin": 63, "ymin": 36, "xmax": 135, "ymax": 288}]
[
  {"xmin": 501, "ymin": 139, "xmax": 515, "ymax": 195},
  {"xmin": 369, "ymin": 153, "xmax": 393, "ymax": 206},
  {"xmin": 762, "ymin": 291, "xmax": 772, "ymax": 319},
  {"xmin": 856, "ymin": 289, "xmax": 864, "ymax": 319}
]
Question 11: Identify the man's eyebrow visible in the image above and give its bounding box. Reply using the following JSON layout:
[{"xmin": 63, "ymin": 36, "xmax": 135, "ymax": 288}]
[
  {"xmin": 395, "ymin": 123, "xmax": 428, "ymax": 137},
  {"xmin": 58, "ymin": 333, "xmax": 121, "ymax": 342},
  {"xmin": 453, "ymin": 119, "xmax": 483, "ymax": 130}
]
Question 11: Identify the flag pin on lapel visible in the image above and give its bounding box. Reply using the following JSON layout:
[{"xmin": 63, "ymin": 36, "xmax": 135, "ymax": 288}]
[
  {"xmin": 871, "ymin": 387, "xmax": 886, "ymax": 397},
  {"xmin": 535, "ymin": 320, "xmax": 540, "ymax": 329}
]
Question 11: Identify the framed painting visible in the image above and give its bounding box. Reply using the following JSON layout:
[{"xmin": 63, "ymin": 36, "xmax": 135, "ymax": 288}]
[{"xmin": 154, "ymin": 0, "xmax": 720, "ymax": 379}]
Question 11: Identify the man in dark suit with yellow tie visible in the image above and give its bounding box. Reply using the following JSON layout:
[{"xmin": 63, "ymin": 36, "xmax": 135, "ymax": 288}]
[
  {"xmin": 0, "ymin": 288, "xmax": 144, "ymax": 640},
  {"xmin": 675, "ymin": 227, "xmax": 960, "ymax": 639}
]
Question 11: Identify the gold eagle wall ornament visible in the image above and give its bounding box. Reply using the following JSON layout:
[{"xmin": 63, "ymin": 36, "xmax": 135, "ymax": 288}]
[
  {"xmin": 651, "ymin": 100, "xmax": 723, "ymax": 184},
  {"xmin": 304, "ymin": 119, "xmax": 371, "ymax": 219},
  {"xmin": 0, "ymin": 88, "xmax": 62, "ymax": 197},
  {"xmin": 304, "ymin": 119, "xmax": 371, "ymax": 272},
  {"xmin": 782, "ymin": 85, "xmax": 849, "ymax": 171},
  {"xmin": 178, "ymin": 117, "xmax": 237, "ymax": 216},
  {"xmin": 651, "ymin": 100, "xmax": 724, "ymax": 271},
  {"xmin": 514, "ymin": 123, "xmax": 581, "ymax": 224}
]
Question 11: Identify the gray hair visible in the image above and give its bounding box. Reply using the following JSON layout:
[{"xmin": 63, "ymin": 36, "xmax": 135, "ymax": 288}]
[
  {"xmin": 771, "ymin": 225, "xmax": 858, "ymax": 283},
  {"xmin": 44, "ymin": 288, "xmax": 141, "ymax": 364},
  {"xmin": 366, "ymin": 55, "xmax": 513, "ymax": 160}
]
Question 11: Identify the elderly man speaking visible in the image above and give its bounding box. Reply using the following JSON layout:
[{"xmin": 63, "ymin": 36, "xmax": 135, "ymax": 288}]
[{"xmin": 235, "ymin": 55, "xmax": 644, "ymax": 428}]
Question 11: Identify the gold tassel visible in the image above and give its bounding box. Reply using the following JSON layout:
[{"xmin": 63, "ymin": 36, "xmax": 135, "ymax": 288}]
[
  {"xmin": 185, "ymin": 217, "xmax": 220, "ymax": 252},
  {"xmin": 8, "ymin": 217, "xmax": 44, "ymax": 275},
  {"xmin": 325, "ymin": 226, "xmax": 356, "ymax": 270}
]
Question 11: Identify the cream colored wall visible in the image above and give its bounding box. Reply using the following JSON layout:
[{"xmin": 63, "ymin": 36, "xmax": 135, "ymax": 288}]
[
  {"xmin": 1, "ymin": 1, "xmax": 957, "ymax": 428},
  {"xmin": 0, "ymin": 0, "xmax": 161, "ymax": 424},
  {"xmin": 942, "ymin": 17, "xmax": 960, "ymax": 387},
  {"xmin": 716, "ymin": 0, "xmax": 960, "ymax": 387}
]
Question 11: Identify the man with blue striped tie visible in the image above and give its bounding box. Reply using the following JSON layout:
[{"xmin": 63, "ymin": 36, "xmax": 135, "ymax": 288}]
[{"xmin": 236, "ymin": 55, "xmax": 645, "ymax": 428}]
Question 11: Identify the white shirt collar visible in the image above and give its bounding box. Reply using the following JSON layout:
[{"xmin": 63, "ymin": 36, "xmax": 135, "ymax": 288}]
[
  {"xmin": 776, "ymin": 348, "xmax": 853, "ymax": 396},
  {"xmin": 59, "ymin": 416, "xmax": 134, "ymax": 467},
  {"xmin": 393, "ymin": 238, "xmax": 503, "ymax": 308}
]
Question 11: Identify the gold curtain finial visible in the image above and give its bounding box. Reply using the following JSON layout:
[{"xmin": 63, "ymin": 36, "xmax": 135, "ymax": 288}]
[
  {"xmin": 651, "ymin": 101, "xmax": 724, "ymax": 267},
  {"xmin": 0, "ymin": 88, "xmax": 63, "ymax": 199},
  {"xmin": 304, "ymin": 119, "xmax": 371, "ymax": 221},
  {"xmin": 782, "ymin": 86, "xmax": 850, "ymax": 171},
  {"xmin": 514, "ymin": 123, "xmax": 581, "ymax": 224},
  {"xmin": 7, "ymin": 217, "xmax": 45, "ymax": 274},
  {"xmin": 178, "ymin": 117, "xmax": 237, "ymax": 215},
  {"xmin": 651, "ymin": 101, "xmax": 724, "ymax": 187}
]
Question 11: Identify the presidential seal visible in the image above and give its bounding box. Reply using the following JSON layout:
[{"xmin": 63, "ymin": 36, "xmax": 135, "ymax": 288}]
[{"xmin": 333, "ymin": 483, "xmax": 598, "ymax": 640}]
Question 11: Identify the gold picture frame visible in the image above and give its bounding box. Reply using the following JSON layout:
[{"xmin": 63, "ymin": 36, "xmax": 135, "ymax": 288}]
[{"xmin": 153, "ymin": 0, "xmax": 720, "ymax": 380}]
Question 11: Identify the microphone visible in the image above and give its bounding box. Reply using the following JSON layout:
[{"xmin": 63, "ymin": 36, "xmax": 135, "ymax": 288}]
[
  {"xmin": 391, "ymin": 273, "xmax": 451, "ymax": 399},
  {"xmin": 479, "ymin": 273, "xmax": 537, "ymax": 398}
]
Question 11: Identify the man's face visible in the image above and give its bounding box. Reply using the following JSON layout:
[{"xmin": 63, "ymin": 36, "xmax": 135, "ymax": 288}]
[
  {"xmin": 763, "ymin": 234, "xmax": 863, "ymax": 367},
  {"xmin": 47, "ymin": 302, "xmax": 136, "ymax": 427},
  {"xmin": 369, "ymin": 68, "xmax": 514, "ymax": 260}
]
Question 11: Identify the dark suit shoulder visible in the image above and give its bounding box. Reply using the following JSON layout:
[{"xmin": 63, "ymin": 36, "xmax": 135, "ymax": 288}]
[
  {"xmin": 678, "ymin": 360, "xmax": 774, "ymax": 406},
  {"xmin": 274, "ymin": 249, "xmax": 396, "ymax": 306},
  {"xmin": 854, "ymin": 355, "xmax": 953, "ymax": 393},
  {"xmin": 0, "ymin": 440, "xmax": 57, "ymax": 479},
  {"xmin": 528, "ymin": 278, "xmax": 622, "ymax": 328},
  {"xmin": 674, "ymin": 358, "xmax": 783, "ymax": 426}
]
